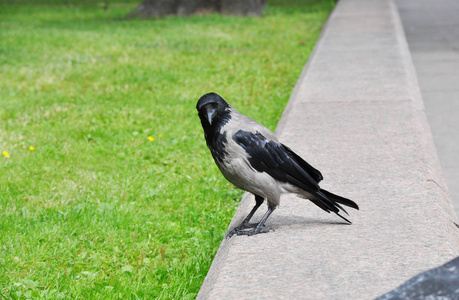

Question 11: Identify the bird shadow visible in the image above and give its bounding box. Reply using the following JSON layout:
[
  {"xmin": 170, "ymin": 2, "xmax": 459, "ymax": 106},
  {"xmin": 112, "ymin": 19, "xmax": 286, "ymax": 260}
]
[
  {"xmin": 273, "ymin": 216, "xmax": 349, "ymax": 230},
  {"xmin": 226, "ymin": 214, "xmax": 349, "ymax": 237}
]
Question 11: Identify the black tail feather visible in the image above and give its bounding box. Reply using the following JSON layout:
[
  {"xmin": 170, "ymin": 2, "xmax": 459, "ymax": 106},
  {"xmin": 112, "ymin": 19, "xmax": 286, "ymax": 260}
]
[
  {"xmin": 310, "ymin": 197, "xmax": 353, "ymax": 224},
  {"xmin": 312, "ymin": 189, "xmax": 358, "ymax": 224},
  {"xmin": 321, "ymin": 189, "xmax": 359, "ymax": 210},
  {"xmin": 336, "ymin": 212, "xmax": 352, "ymax": 224}
]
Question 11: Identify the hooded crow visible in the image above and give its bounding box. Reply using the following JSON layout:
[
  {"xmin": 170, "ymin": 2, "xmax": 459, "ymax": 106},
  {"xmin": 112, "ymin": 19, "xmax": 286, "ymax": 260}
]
[{"xmin": 196, "ymin": 92, "xmax": 359, "ymax": 237}]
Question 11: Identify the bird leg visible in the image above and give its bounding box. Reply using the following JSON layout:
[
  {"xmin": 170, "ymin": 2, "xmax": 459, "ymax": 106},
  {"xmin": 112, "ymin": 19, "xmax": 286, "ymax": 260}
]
[
  {"xmin": 226, "ymin": 195, "xmax": 264, "ymax": 238},
  {"xmin": 226, "ymin": 197, "xmax": 276, "ymax": 238},
  {"xmin": 235, "ymin": 207, "xmax": 275, "ymax": 236}
]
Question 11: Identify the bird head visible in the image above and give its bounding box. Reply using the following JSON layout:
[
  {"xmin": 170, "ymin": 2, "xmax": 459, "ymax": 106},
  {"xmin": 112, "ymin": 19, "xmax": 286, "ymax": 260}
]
[{"xmin": 196, "ymin": 92, "xmax": 230, "ymax": 127}]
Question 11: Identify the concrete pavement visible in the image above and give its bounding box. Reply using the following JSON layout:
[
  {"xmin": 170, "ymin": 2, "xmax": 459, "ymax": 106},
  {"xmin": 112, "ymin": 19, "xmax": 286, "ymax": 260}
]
[
  {"xmin": 397, "ymin": 0, "xmax": 459, "ymax": 215},
  {"xmin": 197, "ymin": 0, "xmax": 459, "ymax": 298}
]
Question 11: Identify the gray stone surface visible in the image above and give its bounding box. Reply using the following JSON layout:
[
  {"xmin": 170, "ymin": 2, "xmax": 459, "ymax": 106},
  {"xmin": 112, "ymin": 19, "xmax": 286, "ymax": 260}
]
[
  {"xmin": 376, "ymin": 256, "xmax": 459, "ymax": 300},
  {"xmin": 397, "ymin": 0, "xmax": 459, "ymax": 215},
  {"xmin": 197, "ymin": 0, "xmax": 459, "ymax": 299}
]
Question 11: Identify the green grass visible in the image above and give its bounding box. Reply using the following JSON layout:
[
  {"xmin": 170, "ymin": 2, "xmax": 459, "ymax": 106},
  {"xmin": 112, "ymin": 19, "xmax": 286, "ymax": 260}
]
[{"xmin": 0, "ymin": 1, "xmax": 334, "ymax": 298}]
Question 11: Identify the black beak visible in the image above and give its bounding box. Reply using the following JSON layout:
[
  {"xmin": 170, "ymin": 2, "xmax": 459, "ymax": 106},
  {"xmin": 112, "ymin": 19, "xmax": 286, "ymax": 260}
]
[{"xmin": 205, "ymin": 108, "xmax": 217, "ymax": 125}]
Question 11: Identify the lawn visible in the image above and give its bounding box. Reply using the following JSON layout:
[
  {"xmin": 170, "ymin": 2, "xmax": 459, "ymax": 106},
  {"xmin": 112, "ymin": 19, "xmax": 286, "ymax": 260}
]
[{"xmin": 0, "ymin": 1, "xmax": 334, "ymax": 298}]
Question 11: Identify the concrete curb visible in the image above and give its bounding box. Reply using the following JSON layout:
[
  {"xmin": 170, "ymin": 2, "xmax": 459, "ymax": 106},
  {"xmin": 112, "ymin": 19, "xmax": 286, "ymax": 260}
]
[
  {"xmin": 397, "ymin": 0, "xmax": 459, "ymax": 215},
  {"xmin": 198, "ymin": 0, "xmax": 459, "ymax": 298}
]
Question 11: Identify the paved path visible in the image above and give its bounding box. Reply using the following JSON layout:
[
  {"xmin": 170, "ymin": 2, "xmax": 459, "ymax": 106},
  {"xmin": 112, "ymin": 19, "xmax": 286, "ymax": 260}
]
[
  {"xmin": 197, "ymin": 0, "xmax": 459, "ymax": 299},
  {"xmin": 397, "ymin": 0, "xmax": 459, "ymax": 215}
]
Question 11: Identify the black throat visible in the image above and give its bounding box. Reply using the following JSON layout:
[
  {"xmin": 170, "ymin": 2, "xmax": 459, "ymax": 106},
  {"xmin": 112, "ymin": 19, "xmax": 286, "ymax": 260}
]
[{"xmin": 199, "ymin": 108, "xmax": 232, "ymax": 162}]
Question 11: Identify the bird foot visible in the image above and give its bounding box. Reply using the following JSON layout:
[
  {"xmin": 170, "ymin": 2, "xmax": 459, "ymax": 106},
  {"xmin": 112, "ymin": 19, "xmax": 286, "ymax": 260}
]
[
  {"xmin": 236, "ymin": 227, "xmax": 274, "ymax": 236},
  {"xmin": 226, "ymin": 223, "xmax": 273, "ymax": 238},
  {"xmin": 226, "ymin": 222, "xmax": 257, "ymax": 238}
]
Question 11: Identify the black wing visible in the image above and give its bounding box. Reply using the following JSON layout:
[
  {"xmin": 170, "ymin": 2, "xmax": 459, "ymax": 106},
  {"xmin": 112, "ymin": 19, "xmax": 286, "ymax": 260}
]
[
  {"xmin": 233, "ymin": 130, "xmax": 322, "ymax": 194},
  {"xmin": 281, "ymin": 144, "xmax": 323, "ymax": 183}
]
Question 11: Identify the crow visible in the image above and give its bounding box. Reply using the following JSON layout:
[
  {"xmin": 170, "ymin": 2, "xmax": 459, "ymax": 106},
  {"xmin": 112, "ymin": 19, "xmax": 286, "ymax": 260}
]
[{"xmin": 196, "ymin": 92, "xmax": 359, "ymax": 238}]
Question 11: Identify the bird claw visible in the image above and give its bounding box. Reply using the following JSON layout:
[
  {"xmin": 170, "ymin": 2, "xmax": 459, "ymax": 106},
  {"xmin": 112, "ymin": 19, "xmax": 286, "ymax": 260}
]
[
  {"xmin": 226, "ymin": 223, "xmax": 255, "ymax": 239},
  {"xmin": 239, "ymin": 227, "xmax": 274, "ymax": 236},
  {"xmin": 226, "ymin": 225, "xmax": 274, "ymax": 238}
]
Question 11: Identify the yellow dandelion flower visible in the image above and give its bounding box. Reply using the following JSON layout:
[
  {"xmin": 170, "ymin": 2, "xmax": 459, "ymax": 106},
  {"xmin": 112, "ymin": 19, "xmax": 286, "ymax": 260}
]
[
  {"xmin": 158, "ymin": 133, "xmax": 163, "ymax": 138},
  {"xmin": 148, "ymin": 136, "xmax": 154, "ymax": 141},
  {"xmin": 2, "ymin": 151, "xmax": 10, "ymax": 158},
  {"xmin": 30, "ymin": 146, "xmax": 35, "ymax": 151}
]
